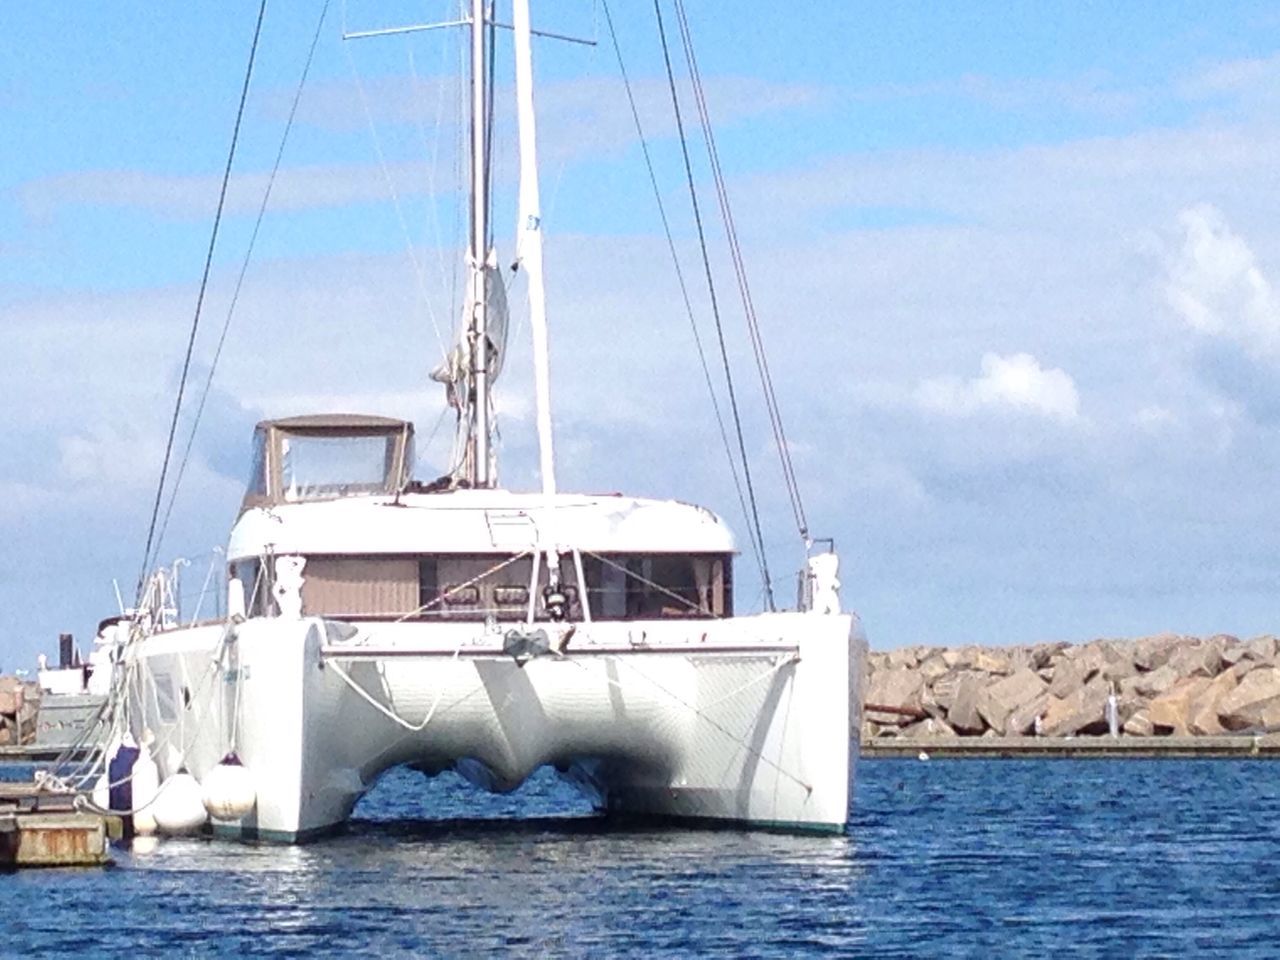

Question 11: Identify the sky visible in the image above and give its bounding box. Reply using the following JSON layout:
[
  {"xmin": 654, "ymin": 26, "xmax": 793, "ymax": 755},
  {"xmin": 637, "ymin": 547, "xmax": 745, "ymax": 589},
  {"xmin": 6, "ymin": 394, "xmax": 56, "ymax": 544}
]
[{"xmin": 5, "ymin": 1, "xmax": 1280, "ymax": 670}]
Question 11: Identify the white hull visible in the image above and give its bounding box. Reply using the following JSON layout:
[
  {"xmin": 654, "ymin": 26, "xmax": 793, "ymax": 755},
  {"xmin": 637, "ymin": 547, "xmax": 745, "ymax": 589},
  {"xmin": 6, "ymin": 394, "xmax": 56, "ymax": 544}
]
[{"xmin": 130, "ymin": 612, "xmax": 864, "ymax": 842}]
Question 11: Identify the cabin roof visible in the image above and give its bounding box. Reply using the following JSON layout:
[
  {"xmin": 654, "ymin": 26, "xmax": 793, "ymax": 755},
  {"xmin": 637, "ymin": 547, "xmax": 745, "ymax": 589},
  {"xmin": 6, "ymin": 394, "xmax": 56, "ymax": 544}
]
[{"xmin": 226, "ymin": 489, "xmax": 736, "ymax": 558}]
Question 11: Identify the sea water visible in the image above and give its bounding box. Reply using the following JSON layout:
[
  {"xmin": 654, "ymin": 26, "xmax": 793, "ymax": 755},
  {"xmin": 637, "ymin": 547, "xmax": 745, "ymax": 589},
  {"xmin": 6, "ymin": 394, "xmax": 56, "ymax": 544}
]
[{"xmin": 2, "ymin": 758, "xmax": 1278, "ymax": 957}]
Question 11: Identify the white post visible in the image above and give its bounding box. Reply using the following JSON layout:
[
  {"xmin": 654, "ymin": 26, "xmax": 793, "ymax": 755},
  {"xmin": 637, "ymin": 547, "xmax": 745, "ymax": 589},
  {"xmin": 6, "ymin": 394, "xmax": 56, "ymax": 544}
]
[
  {"xmin": 513, "ymin": 0, "xmax": 557, "ymax": 498},
  {"xmin": 513, "ymin": 0, "xmax": 565, "ymax": 615},
  {"xmin": 469, "ymin": 0, "xmax": 491, "ymax": 487}
]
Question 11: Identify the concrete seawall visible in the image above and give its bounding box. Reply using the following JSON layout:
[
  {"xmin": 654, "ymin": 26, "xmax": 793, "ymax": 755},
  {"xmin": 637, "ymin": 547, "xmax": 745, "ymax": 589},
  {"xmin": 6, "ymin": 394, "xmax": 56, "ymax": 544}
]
[{"xmin": 861, "ymin": 632, "xmax": 1280, "ymax": 754}]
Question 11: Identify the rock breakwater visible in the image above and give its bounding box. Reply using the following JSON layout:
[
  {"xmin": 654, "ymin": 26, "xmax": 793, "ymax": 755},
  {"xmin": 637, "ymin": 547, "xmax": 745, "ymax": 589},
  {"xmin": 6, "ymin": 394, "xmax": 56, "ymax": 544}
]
[{"xmin": 863, "ymin": 633, "xmax": 1280, "ymax": 742}]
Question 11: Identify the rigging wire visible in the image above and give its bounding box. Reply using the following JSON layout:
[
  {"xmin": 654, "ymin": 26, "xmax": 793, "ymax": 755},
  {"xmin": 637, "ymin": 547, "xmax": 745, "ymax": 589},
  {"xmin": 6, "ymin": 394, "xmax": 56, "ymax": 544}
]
[
  {"xmin": 344, "ymin": 40, "xmax": 449, "ymax": 360},
  {"xmin": 136, "ymin": 0, "xmax": 269, "ymax": 599},
  {"xmin": 672, "ymin": 0, "xmax": 810, "ymax": 543},
  {"xmin": 155, "ymin": 0, "xmax": 333, "ymax": 558},
  {"xmin": 598, "ymin": 0, "xmax": 765, "ymax": 586},
  {"xmin": 407, "ymin": 41, "xmax": 452, "ymax": 333},
  {"xmin": 652, "ymin": 0, "xmax": 775, "ymax": 610}
]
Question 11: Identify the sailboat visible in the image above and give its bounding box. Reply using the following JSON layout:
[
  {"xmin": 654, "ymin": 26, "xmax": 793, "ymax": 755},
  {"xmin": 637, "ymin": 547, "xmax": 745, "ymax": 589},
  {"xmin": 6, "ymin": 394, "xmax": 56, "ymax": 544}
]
[{"xmin": 99, "ymin": 0, "xmax": 866, "ymax": 842}]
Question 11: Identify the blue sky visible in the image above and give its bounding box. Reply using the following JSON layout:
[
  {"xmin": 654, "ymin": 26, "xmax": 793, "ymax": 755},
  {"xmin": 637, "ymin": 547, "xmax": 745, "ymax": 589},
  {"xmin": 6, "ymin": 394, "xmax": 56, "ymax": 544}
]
[{"xmin": 6, "ymin": 1, "xmax": 1280, "ymax": 670}]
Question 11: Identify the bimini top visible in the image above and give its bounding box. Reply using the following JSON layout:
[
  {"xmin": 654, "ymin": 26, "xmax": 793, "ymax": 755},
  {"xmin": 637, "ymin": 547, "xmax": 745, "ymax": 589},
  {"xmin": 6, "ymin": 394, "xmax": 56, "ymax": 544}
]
[
  {"xmin": 242, "ymin": 414, "xmax": 414, "ymax": 513},
  {"xmin": 256, "ymin": 413, "xmax": 411, "ymax": 432}
]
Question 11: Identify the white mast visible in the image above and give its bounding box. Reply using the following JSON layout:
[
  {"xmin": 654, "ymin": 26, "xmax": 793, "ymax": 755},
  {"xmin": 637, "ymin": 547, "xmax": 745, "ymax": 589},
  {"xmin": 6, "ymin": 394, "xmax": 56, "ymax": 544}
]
[
  {"xmin": 513, "ymin": 0, "xmax": 557, "ymax": 497},
  {"xmin": 468, "ymin": 0, "xmax": 492, "ymax": 487}
]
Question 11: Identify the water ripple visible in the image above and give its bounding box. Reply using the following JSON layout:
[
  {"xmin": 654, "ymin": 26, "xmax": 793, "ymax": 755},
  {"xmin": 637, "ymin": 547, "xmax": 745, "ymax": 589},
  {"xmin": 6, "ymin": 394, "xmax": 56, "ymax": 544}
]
[{"xmin": 3, "ymin": 759, "xmax": 1279, "ymax": 956}]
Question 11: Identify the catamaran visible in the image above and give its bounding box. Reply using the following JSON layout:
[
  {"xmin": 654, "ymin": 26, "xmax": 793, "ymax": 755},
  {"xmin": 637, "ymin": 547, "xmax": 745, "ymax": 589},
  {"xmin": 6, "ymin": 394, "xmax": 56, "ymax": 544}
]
[{"xmin": 91, "ymin": 0, "xmax": 865, "ymax": 841}]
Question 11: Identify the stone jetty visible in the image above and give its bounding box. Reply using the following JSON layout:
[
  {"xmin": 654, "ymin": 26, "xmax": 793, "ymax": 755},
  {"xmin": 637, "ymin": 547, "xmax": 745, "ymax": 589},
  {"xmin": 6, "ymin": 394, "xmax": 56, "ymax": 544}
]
[{"xmin": 862, "ymin": 633, "xmax": 1280, "ymax": 745}]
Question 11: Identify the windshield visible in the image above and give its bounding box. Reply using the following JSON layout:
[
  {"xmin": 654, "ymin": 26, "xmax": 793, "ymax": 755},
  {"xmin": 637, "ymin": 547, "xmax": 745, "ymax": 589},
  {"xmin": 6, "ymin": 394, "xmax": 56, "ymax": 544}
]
[{"xmin": 280, "ymin": 433, "xmax": 397, "ymax": 501}]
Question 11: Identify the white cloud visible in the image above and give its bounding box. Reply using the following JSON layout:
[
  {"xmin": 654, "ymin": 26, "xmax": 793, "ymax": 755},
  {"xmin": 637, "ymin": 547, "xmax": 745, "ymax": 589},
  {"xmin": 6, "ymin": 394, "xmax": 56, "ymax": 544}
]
[
  {"xmin": 1133, "ymin": 405, "xmax": 1176, "ymax": 432},
  {"xmin": 17, "ymin": 74, "xmax": 826, "ymax": 223},
  {"xmin": 277, "ymin": 72, "xmax": 824, "ymax": 145},
  {"xmin": 1179, "ymin": 54, "xmax": 1280, "ymax": 114},
  {"xmin": 852, "ymin": 71, "xmax": 1142, "ymax": 117},
  {"xmin": 1165, "ymin": 203, "xmax": 1280, "ymax": 362},
  {"xmin": 915, "ymin": 352, "xmax": 1081, "ymax": 423}
]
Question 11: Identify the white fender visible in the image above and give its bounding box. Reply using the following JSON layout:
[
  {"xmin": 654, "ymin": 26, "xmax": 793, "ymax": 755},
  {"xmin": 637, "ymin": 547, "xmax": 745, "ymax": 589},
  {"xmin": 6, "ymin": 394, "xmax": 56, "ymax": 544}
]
[
  {"xmin": 153, "ymin": 772, "xmax": 208, "ymax": 835},
  {"xmin": 92, "ymin": 772, "xmax": 109, "ymax": 811},
  {"xmin": 131, "ymin": 736, "xmax": 160, "ymax": 836},
  {"xmin": 202, "ymin": 755, "xmax": 257, "ymax": 822}
]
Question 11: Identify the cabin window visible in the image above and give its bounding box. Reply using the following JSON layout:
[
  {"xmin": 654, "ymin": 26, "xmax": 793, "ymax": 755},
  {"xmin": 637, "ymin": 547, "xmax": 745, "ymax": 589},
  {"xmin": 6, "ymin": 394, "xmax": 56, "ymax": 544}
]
[
  {"xmin": 246, "ymin": 427, "xmax": 268, "ymax": 496},
  {"xmin": 292, "ymin": 553, "xmax": 729, "ymax": 621},
  {"xmin": 419, "ymin": 555, "xmax": 582, "ymax": 622},
  {"xmin": 583, "ymin": 554, "xmax": 731, "ymax": 620},
  {"xmin": 280, "ymin": 433, "xmax": 398, "ymax": 502},
  {"xmin": 296, "ymin": 554, "xmax": 577, "ymax": 621}
]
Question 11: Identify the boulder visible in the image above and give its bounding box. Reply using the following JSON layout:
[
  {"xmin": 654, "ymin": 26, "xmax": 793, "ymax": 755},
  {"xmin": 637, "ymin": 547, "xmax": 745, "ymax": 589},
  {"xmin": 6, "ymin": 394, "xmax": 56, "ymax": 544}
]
[
  {"xmin": 1049, "ymin": 657, "xmax": 1096, "ymax": 699},
  {"xmin": 917, "ymin": 655, "xmax": 950, "ymax": 684},
  {"xmin": 1007, "ymin": 692, "xmax": 1051, "ymax": 736},
  {"xmin": 1222, "ymin": 644, "xmax": 1250, "ymax": 667},
  {"xmin": 1028, "ymin": 642, "xmax": 1070, "ymax": 670},
  {"xmin": 886, "ymin": 646, "xmax": 920, "ymax": 670},
  {"xmin": 920, "ymin": 683, "xmax": 946, "ymax": 720},
  {"xmin": 1072, "ymin": 643, "xmax": 1110, "ymax": 674},
  {"xmin": 1005, "ymin": 648, "xmax": 1032, "ymax": 674},
  {"xmin": 1116, "ymin": 692, "xmax": 1146, "ymax": 726},
  {"xmin": 864, "ymin": 667, "xmax": 925, "ymax": 716},
  {"xmin": 1100, "ymin": 648, "xmax": 1139, "ymax": 684},
  {"xmin": 980, "ymin": 668, "xmax": 1049, "ymax": 735},
  {"xmin": 946, "ymin": 672, "xmax": 988, "ymax": 735},
  {"xmin": 1217, "ymin": 667, "xmax": 1280, "ymax": 732},
  {"xmin": 972, "ymin": 648, "xmax": 1013, "ymax": 676},
  {"xmin": 898, "ymin": 717, "xmax": 958, "ymax": 739},
  {"xmin": 1165, "ymin": 642, "xmax": 1224, "ymax": 681},
  {"xmin": 1148, "ymin": 677, "xmax": 1212, "ymax": 735},
  {"xmin": 0, "ymin": 678, "xmax": 24, "ymax": 717},
  {"xmin": 1230, "ymin": 660, "xmax": 1261, "ymax": 681},
  {"xmin": 1041, "ymin": 677, "xmax": 1110, "ymax": 737},
  {"xmin": 976, "ymin": 688, "xmax": 1012, "ymax": 736},
  {"xmin": 1188, "ymin": 669, "xmax": 1239, "ymax": 736},
  {"xmin": 1133, "ymin": 633, "xmax": 1183, "ymax": 671},
  {"xmin": 931, "ymin": 670, "xmax": 977, "ymax": 714},
  {"xmin": 1123, "ymin": 710, "xmax": 1154, "ymax": 736},
  {"xmin": 1243, "ymin": 635, "xmax": 1277, "ymax": 665},
  {"xmin": 1126, "ymin": 663, "xmax": 1180, "ymax": 698}
]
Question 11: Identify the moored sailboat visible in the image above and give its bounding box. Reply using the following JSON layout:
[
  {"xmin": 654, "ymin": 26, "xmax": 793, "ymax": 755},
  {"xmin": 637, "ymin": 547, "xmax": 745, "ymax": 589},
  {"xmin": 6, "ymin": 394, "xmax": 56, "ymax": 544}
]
[{"xmin": 86, "ymin": 0, "xmax": 865, "ymax": 842}]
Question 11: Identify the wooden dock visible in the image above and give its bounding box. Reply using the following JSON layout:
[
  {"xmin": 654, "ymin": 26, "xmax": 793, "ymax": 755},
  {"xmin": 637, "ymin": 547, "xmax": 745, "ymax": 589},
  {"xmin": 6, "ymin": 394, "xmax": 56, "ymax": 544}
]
[
  {"xmin": 862, "ymin": 733, "xmax": 1280, "ymax": 758},
  {"xmin": 0, "ymin": 782, "xmax": 118, "ymax": 868}
]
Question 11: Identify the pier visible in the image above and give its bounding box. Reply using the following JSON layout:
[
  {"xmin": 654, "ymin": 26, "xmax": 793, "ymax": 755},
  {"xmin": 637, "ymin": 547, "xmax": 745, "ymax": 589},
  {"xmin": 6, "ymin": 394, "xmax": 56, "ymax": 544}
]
[
  {"xmin": 0, "ymin": 782, "xmax": 118, "ymax": 869},
  {"xmin": 862, "ymin": 733, "xmax": 1280, "ymax": 758}
]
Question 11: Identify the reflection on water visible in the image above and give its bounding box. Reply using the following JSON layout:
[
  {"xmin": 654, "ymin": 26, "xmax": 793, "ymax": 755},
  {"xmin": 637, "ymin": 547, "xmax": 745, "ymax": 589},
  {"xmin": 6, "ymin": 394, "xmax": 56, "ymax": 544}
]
[
  {"xmin": 6, "ymin": 759, "xmax": 1280, "ymax": 956},
  {"xmin": 103, "ymin": 767, "xmax": 865, "ymax": 956}
]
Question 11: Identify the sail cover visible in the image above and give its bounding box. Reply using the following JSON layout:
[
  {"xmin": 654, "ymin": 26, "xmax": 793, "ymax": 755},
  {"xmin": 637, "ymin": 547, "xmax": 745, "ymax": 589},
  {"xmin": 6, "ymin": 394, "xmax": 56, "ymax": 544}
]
[{"xmin": 431, "ymin": 252, "xmax": 509, "ymax": 409}]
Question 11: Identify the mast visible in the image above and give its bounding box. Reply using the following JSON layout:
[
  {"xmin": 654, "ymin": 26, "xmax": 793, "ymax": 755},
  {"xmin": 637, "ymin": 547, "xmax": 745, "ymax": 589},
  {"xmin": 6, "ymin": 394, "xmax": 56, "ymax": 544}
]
[
  {"xmin": 468, "ymin": 0, "xmax": 492, "ymax": 487},
  {"xmin": 513, "ymin": 0, "xmax": 557, "ymax": 497}
]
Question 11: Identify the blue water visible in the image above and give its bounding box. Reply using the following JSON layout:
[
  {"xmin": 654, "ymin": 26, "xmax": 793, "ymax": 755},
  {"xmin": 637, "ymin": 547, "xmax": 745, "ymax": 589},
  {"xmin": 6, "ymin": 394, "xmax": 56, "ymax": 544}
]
[{"xmin": 3, "ymin": 759, "xmax": 1278, "ymax": 956}]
